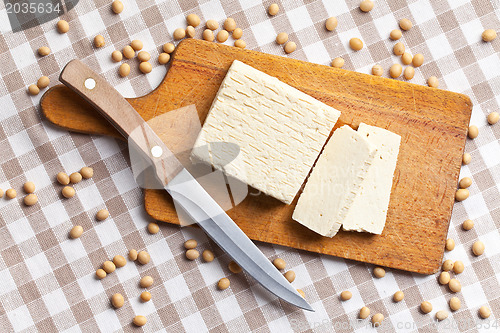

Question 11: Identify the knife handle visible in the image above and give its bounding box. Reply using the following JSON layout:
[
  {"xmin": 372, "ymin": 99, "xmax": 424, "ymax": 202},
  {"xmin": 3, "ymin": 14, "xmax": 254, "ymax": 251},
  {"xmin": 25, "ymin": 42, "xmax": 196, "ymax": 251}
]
[{"xmin": 59, "ymin": 59, "xmax": 182, "ymax": 184}]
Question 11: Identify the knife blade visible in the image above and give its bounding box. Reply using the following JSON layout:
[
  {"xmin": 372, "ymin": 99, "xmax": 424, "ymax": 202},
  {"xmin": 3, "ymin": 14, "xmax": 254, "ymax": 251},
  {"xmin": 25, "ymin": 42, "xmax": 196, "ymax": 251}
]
[{"xmin": 59, "ymin": 59, "xmax": 314, "ymax": 312}]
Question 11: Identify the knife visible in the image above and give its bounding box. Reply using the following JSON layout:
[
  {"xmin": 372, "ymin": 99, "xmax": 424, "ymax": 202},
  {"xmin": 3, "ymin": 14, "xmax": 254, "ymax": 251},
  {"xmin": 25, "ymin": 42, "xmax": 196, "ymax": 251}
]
[{"xmin": 59, "ymin": 59, "xmax": 313, "ymax": 312}]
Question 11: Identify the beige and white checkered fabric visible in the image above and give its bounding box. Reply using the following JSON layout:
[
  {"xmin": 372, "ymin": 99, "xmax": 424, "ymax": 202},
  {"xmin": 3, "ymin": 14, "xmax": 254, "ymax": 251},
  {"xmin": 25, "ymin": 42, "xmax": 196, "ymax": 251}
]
[{"xmin": 0, "ymin": 0, "xmax": 499, "ymax": 332}]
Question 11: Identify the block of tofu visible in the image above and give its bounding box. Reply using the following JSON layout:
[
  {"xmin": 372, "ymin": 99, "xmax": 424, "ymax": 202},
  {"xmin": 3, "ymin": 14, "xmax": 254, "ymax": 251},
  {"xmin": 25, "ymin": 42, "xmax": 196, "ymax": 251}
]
[
  {"xmin": 292, "ymin": 125, "xmax": 377, "ymax": 237},
  {"xmin": 192, "ymin": 60, "xmax": 341, "ymax": 204},
  {"xmin": 342, "ymin": 123, "xmax": 401, "ymax": 234}
]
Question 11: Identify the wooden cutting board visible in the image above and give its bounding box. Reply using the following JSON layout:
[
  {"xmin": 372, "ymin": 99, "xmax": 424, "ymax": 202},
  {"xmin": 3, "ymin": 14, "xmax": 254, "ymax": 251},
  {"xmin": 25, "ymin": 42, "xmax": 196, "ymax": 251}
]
[{"xmin": 41, "ymin": 39, "xmax": 472, "ymax": 274}]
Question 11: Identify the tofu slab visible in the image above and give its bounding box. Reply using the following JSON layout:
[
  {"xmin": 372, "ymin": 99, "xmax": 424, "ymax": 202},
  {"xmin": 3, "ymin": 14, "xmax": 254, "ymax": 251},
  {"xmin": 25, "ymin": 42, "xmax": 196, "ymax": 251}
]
[
  {"xmin": 292, "ymin": 125, "xmax": 377, "ymax": 237},
  {"xmin": 192, "ymin": 60, "xmax": 341, "ymax": 204},
  {"xmin": 342, "ymin": 123, "xmax": 401, "ymax": 234}
]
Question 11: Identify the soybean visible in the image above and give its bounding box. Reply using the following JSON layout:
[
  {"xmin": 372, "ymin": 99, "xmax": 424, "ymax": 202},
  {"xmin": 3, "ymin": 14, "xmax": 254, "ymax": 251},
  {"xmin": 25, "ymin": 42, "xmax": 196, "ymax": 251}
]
[
  {"xmin": 203, "ymin": 29, "xmax": 214, "ymax": 42},
  {"xmin": 62, "ymin": 186, "xmax": 75, "ymax": 198},
  {"xmin": 112, "ymin": 0, "xmax": 123, "ymax": 14},
  {"xmin": 186, "ymin": 249, "xmax": 199, "ymax": 260},
  {"xmin": 111, "ymin": 49, "xmax": 123, "ymax": 62},
  {"xmin": 139, "ymin": 276, "xmax": 154, "ymax": 288},
  {"xmin": 123, "ymin": 45, "xmax": 135, "ymax": 59},
  {"xmin": 80, "ymin": 167, "xmax": 93, "ymax": 179},
  {"xmin": 442, "ymin": 260, "xmax": 454, "ymax": 271},
  {"xmin": 96, "ymin": 269, "xmax": 106, "ymax": 279},
  {"xmin": 482, "ymin": 29, "xmax": 497, "ymax": 42},
  {"xmin": 349, "ymin": 38, "xmax": 363, "ymax": 51},
  {"xmin": 459, "ymin": 177, "xmax": 472, "ymax": 189},
  {"xmin": 449, "ymin": 297, "xmax": 461, "ymax": 311},
  {"xmin": 462, "ymin": 219, "xmax": 474, "ymax": 230},
  {"xmin": 6, "ymin": 188, "xmax": 16, "ymax": 199},
  {"xmin": 228, "ymin": 261, "xmax": 242, "ymax": 274},
  {"xmin": 325, "ymin": 17, "xmax": 338, "ymax": 31},
  {"xmin": 284, "ymin": 42, "xmax": 296, "ymax": 54},
  {"xmin": 449, "ymin": 278, "xmax": 461, "ymax": 292},
  {"xmin": 139, "ymin": 62, "xmax": 152, "ymax": 74},
  {"xmin": 147, "ymin": 222, "xmax": 159, "ymax": 234},
  {"xmin": 462, "ymin": 153, "xmax": 471, "ymax": 165},
  {"xmin": 140, "ymin": 291, "xmax": 151, "ymax": 302},
  {"xmin": 468, "ymin": 125, "xmax": 478, "ymax": 139},
  {"xmin": 28, "ymin": 84, "xmax": 40, "ymax": 95},
  {"xmin": 37, "ymin": 76, "xmax": 50, "ymax": 89},
  {"xmin": 455, "ymin": 189, "xmax": 469, "ymax": 201},
  {"xmin": 70, "ymin": 225, "xmax": 83, "ymax": 239},
  {"xmin": 184, "ymin": 239, "xmax": 197, "ymax": 249},
  {"xmin": 233, "ymin": 28, "xmax": 243, "ymax": 39},
  {"xmin": 412, "ymin": 54, "xmax": 424, "ymax": 67},
  {"xmin": 359, "ymin": 306, "xmax": 370, "ymax": 319},
  {"xmin": 340, "ymin": 290, "xmax": 352, "ymax": 301},
  {"xmin": 137, "ymin": 51, "xmax": 150, "ymax": 62},
  {"xmin": 202, "ymin": 250, "xmax": 214, "ymax": 262},
  {"xmin": 158, "ymin": 53, "xmax": 170, "ymax": 64},
  {"xmin": 421, "ymin": 301, "xmax": 432, "ymax": 313},
  {"xmin": 133, "ymin": 315, "xmax": 147, "ymax": 327},
  {"xmin": 399, "ymin": 18, "xmax": 412, "ymax": 31},
  {"xmin": 436, "ymin": 310, "xmax": 448, "ymax": 321},
  {"xmin": 297, "ymin": 289, "xmax": 305, "ymax": 298},
  {"xmin": 186, "ymin": 14, "xmax": 200, "ymax": 27},
  {"xmin": 374, "ymin": 267, "xmax": 385, "ymax": 278},
  {"xmin": 284, "ymin": 270, "xmax": 296, "ymax": 283},
  {"xmin": 445, "ymin": 238, "xmax": 455, "ymax": 251},
  {"xmin": 186, "ymin": 26, "xmax": 195, "ymax": 38},
  {"xmin": 268, "ymin": 3, "xmax": 279, "ymax": 16},
  {"xmin": 94, "ymin": 35, "xmax": 105, "ymax": 48},
  {"xmin": 234, "ymin": 39, "xmax": 246, "ymax": 48},
  {"xmin": 401, "ymin": 52, "xmax": 412, "ymax": 65},
  {"xmin": 331, "ymin": 57, "xmax": 344, "ymax": 68},
  {"xmin": 404, "ymin": 66, "xmax": 415, "ymax": 80},
  {"xmin": 393, "ymin": 291, "xmax": 404, "ymax": 302},
  {"xmin": 206, "ymin": 20, "xmax": 219, "ymax": 30},
  {"xmin": 479, "ymin": 306, "xmax": 491, "ymax": 319},
  {"xmin": 359, "ymin": 0, "xmax": 374, "ymax": 12},
  {"xmin": 217, "ymin": 30, "xmax": 229, "ymax": 43},
  {"xmin": 70, "ymin": 172, "xmax": 82, "ymax": 184},
  {"xmin": 472, "ymin": 241, "xmax": 484, "ymax": 256},
  {"xmin": 428, "ymin": 76, "xmax": 439, "ymax": 88},
  {"xmin": 57, "ymin": 20, "xmax": 69, "ymax": 33},
  {"xmin": 218, "ymin": 277, "xmax": 230, "ymax": 290},
  {"xmin": 393, "ymin": 42, "xmax": 405, "ymax": 56},
  {"xmin": 137, "ymin": 251, "xmax": 150, "ymax": 264},
  {"xmin": 102, "ymin": 261, "xmax": 116, "ymax": 274},
  {"xmin": 372, "ymin": 65, "xmax": 383, "ymax": 76},
  {"xmin": 163, "ymin": 43, "xmax": 175, "ymax": 53},
  {"xmin": 372, "ymin": 313, "xmax": 384, "ymax": 327},
  {"xmin": 453, "ymin": 260, "xmax": 464, "ymax": 274},
  {"xmin": 390, "ymin": 29, "xmax": 402, "ymax": 40},
  {"xmin": 129, "ymin": 249, "xmax": 138, "ymax": 261},
  {"xmin": 273, "ymin": 258, "xmax": 286, "ymax": 270},
  {"xmin": 24, "ymin": 193, "xmax": 38, "ymax": 206},
  {"xmin": 96, "ymin": 209, "xmax": 109, "ymax": 221},
  {"xmin": 111, "ymin": 293, "xmax": 124, "ymax": 308},
  {"xmin": 38, "ymin": 46, "xmax": 51, "ymax": 56},
  {"xmin": 224, "ymin": 18, "xmax": 236, "ymax": 32},
  {"xmin": 487, "ymin": 112, "xmax": 499, "ymax": 124},
  {"xmin": 130, "ymin": 40, "xmax": 143, "ymax": 51},
  {"xmin": 113, "ymin": 255, "xmax": 126, "ymax": 267},
  {"xmin": 276, "ymin": 32, "xmax": 288, "ymax": 45},
  {"xmin": 439, "ymin": 271, "xmax": 450, "ymax": 285},
  {"xmin": 24, "ymin": 181, "xmax": 35, "ymax": 193},
  {"xmin": 390, "ymin": 64, "xmax": 402, "ymax": 78}
]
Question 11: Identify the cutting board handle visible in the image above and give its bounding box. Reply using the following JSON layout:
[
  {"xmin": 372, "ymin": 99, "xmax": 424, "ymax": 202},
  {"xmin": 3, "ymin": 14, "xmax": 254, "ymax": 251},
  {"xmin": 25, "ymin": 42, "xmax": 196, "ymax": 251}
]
[{"xmin": 59, "ymin": 59, "xmax": 183, "ymax": 184}]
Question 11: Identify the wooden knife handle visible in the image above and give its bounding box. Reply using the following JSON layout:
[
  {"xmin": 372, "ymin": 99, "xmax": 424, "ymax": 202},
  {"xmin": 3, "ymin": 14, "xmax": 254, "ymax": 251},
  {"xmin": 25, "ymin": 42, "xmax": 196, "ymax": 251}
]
[{"xmin": 59, "ymin": 59, "xmax": 183, "ymax": 184}]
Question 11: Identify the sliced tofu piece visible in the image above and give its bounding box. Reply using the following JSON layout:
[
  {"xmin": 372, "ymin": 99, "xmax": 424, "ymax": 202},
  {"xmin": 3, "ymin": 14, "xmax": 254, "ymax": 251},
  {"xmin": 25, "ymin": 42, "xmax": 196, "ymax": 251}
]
[
  {"xmin": 192, "ymin": 60, "xmax": 341, "ymax": 204},
  {"xmin": 292, "ymin": 125, "xmax": 377, "ymax": 237},
  {"xmin": 342, "ymin": 123, "xmax": 401, "ymax": 234}
]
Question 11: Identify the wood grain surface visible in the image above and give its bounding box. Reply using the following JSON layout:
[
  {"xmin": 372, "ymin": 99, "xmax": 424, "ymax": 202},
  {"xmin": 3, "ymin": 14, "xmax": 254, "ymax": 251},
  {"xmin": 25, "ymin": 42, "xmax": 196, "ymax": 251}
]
[{"xmin": 40, "ymin": 39, "xmax": 472, "ymax": 274}]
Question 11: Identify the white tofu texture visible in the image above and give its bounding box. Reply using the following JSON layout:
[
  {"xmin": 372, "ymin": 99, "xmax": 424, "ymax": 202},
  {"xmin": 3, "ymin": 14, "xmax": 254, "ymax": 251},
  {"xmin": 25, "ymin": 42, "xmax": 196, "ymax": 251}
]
[
  {"xmin": 192, "ymin": 60, "xmax": 341, "ymax": 204},
  {"xmin": 292, "ymin": 125, "xmax": 377, "ymax": 237},
  {"xmin": 342, "ymin": 123, "xmax": 401, "ymax": 234}
]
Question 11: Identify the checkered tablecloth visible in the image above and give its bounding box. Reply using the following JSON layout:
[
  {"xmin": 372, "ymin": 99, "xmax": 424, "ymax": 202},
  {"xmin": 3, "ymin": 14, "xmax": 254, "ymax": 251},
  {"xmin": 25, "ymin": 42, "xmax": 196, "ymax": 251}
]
[{"xmin": 0, "ymin": 0, "xmax": 499, "ymax": 332}]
